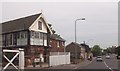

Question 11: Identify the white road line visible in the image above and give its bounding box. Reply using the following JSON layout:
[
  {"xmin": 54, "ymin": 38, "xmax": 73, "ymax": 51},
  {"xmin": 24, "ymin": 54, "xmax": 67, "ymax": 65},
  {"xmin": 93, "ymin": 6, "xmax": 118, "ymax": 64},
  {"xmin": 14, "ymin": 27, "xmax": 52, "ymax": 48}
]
[
  {"xmin": 109, "ymin": 67, "xmax": 114, "ymax": 71},
  {"xmin": 103, "ymin": 60, "xmax": 113, "ymax": 71},
  {"xmin": 104, "ymin": 61, "xmax": 108, "ymax": 68}
]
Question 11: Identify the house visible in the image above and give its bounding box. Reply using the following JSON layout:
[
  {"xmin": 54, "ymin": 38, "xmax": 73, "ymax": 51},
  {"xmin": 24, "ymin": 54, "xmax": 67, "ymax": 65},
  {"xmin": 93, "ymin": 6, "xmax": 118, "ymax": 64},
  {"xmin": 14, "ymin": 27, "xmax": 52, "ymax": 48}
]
[
  {"xmin": 48, "ymin": 34, "xmax": 65, "ymax": 52},
  {"xmin": 80, "ymin": 43, "xmax": 92, "ymax": 59},
  {"xmin": 1, "ymin": 13, "xmax": 54, "ymax": 66},
  {"xmin": 66, "ymin": 42, "xmax": 86, "ymax": 60}
]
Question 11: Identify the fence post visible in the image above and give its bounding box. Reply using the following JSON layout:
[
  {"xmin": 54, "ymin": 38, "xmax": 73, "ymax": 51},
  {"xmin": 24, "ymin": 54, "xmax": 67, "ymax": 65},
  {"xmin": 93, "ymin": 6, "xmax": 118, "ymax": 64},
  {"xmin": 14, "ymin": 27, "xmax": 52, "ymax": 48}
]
[{"xmin": 19, "ymin": 48, "xmax": 24, "ymax": 70}]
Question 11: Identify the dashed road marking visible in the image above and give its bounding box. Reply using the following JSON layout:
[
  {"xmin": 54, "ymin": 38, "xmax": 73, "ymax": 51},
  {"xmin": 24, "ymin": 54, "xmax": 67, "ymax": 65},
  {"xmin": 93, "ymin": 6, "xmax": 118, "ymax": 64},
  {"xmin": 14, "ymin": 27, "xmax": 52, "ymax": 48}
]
[{"xmin": 103, "ymin": 60, "xmax": 113, "ymax": 71}]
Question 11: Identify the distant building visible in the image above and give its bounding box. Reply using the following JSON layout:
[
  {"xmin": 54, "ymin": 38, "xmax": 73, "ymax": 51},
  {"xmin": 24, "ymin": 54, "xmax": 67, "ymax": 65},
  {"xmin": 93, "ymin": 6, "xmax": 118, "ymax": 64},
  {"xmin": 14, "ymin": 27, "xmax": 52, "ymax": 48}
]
[
  {"xmin": 66, "ymin": 42, "xmax": 86, "ymax": 59},
  {"xmin": 80, "ymin": 43, "xmax": 91, "ymax": 59},
  {"xmin": 66, "ymin": 42, "xmax": 92, "ymax": 62}
]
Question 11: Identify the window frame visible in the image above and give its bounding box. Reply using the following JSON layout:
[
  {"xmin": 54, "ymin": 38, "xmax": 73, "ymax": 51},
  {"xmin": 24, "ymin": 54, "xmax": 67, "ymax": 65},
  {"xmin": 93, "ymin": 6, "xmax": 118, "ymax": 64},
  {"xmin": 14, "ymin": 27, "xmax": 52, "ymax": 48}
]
[{"xmin": 38, "ymin": 21, "xmax": 42, "ymax": 30}]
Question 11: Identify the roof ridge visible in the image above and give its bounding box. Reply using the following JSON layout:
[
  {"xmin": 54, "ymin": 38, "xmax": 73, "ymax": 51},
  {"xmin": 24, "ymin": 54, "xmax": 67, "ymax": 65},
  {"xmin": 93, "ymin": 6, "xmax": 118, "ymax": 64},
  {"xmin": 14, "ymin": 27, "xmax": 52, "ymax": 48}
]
[
  {"xmin": 2, "ymin": 13, "xmax": 41, "ymax": 33},
  {"xmin": 2, "ymin": 13, "xmax": 41, "ymax": 24}
]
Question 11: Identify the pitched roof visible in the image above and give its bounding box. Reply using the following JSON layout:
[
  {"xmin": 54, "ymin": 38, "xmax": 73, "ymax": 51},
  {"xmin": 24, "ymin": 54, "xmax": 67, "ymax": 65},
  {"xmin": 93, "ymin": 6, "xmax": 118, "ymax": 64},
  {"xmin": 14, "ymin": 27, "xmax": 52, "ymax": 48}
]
[
  {"xmin": 50, "ymin": 34, "xmax": 65, "ymax": 41},
  {"xmin": 80, "ymin": 43, "xmax": 90, "ymax": 52},
  {"xmin": 1, "ymin": 13, "xmax": 41, "ymax": 33},
  {"xmin": 66, "ymin": 42, "xmax": 81, "ymax": 48}
]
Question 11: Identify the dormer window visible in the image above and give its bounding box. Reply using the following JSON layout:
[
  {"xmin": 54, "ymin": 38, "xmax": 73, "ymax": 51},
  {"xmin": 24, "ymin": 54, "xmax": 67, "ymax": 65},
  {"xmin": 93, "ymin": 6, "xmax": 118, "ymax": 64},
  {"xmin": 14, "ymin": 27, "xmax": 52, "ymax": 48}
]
[{"xmin": 38, "ymin": 21, "xmax": 42, "ymax": 30}]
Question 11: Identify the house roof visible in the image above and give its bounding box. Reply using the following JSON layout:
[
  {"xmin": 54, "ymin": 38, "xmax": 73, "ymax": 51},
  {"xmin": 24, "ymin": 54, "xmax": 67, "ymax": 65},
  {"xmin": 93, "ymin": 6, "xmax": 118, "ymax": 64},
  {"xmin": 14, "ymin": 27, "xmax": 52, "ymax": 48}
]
[
  {"xmin": 80, "ymin": 43, "xmax": 90, "ymax": 52},
  {"xmin": 1, "ymin": 13, "xmax": 41, "ymax": 33},
  {"xmin": 66, "ymin": 42, "xmax": 81, "ymax": 48},
  {"xmin": 50, "ymin": 34, "xmax": 65, "ymax": 41}
]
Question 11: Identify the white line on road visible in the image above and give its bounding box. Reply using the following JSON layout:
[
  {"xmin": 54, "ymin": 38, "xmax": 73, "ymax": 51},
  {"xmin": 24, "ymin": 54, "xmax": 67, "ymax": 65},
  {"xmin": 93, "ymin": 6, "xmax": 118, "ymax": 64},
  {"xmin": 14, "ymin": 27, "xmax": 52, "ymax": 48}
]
[
  {"xmin": 109, "ymin": 67, "xmax": 114, "ymax": 71},
  {"xmin": 103, "ymin": 61, "xmax": 113, "ymax": 71},
  {"xmin": 104, "ymin": 61, "xmax": 108, "ymax": 67}
]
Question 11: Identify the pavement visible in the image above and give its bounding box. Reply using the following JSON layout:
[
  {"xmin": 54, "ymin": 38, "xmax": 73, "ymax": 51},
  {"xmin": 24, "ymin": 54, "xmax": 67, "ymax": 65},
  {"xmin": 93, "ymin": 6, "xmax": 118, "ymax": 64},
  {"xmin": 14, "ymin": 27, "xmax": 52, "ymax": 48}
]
[
  {"xmin": 25, "ymin": 63, "xmax": 49, "ymax": 69},
  {"xmin": 23, "ymin": 57, "xmax": 96, "ymax": 69},
  {"xmin": 45, "ymin": 57, "xmax": 96, "ymax": 69}
]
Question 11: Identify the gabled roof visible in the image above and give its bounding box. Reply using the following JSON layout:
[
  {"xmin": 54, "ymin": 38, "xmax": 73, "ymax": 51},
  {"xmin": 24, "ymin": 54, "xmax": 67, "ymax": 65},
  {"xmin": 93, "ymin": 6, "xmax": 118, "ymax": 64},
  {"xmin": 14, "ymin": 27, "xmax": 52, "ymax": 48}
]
[
  {"xmin": 1, "ymin": 13, "xmax": 53, "ymax": 34},
  {"xmin": 80, "ymin": 43, "xmax": 90, "ymax": 52},
  {"xmin": 66, "ymin": 42, "xmax": 81, "ymax": 48},
  {"xmin": 50, "ymin": 34, "xmax": 65, "ymax": 41},
  {"xmin": 1, "ymin": 13, "xmax": 41, "ymax": 33}
]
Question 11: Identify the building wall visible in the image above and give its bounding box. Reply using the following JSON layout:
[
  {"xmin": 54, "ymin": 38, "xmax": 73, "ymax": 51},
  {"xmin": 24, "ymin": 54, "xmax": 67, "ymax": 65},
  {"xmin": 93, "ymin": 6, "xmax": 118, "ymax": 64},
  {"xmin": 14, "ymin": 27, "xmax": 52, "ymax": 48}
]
[
  {"xmin": 30, "ymin": 31, "xmax": 47, "ymax": 46},
  {"xmin": 48, "ymin": 39, "xmax": 64, "ymax": 52},
  {"xmin": 24, "ymin": 46, "xmax": 45, "ymax": 66},
  {"xmin": 66, "ymin": 43, "xmax": 81, "ymax": 58},
  {"xmin": 80, "ymin": 47, "xmax": 86, "ymax": 59},
  {"xmin": 2, "ymin": 30, "xmax": 28, "ymax": 47}
]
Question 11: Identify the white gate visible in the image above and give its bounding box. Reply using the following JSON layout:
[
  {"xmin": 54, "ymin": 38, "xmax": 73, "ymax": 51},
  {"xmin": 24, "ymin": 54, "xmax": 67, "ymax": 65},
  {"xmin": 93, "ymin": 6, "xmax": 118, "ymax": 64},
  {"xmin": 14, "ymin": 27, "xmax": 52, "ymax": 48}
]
[
  {"xmin": 2, "ymin": 48, "xmax": 24, "ymax": 71},
  {"xmin": 49, "ymin": 52, "xmax": 70, "ymax": 67}
]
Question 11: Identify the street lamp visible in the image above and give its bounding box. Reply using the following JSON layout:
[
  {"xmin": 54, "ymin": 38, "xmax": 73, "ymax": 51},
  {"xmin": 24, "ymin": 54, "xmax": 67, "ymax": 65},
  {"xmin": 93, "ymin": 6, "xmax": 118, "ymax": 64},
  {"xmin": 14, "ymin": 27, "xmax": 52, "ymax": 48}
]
[{"xmin": 75, "ymin": 18, "xmax": 85, "ymax": 60}]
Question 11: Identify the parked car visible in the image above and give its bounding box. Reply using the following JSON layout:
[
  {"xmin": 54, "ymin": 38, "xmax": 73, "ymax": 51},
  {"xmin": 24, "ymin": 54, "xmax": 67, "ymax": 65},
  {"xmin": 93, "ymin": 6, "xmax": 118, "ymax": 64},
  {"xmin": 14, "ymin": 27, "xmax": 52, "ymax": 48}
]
[
  {"xmin": 106, "ymin": 55, "xmax": 110, "ymax": 59},
  {"xmin": 117, "ymin": 55, "xmax": 120, "ymax": 59},
  {"xmin": 96, "ymin": 56, "xmax": 103, "ymax": 62}
]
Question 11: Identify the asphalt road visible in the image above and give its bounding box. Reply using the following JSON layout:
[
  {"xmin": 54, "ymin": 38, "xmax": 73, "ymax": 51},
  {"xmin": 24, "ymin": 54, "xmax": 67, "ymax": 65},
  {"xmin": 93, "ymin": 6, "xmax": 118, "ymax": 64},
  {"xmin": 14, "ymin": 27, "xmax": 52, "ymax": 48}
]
[
  {"xmin": 45, "ymin": 54, "xmax": 119, "ymax": 71},
  {"xmin": 78, "ymin": 54, "xmax": 119, "ymax": 71},
  {"xmin": 1, "ymin": 54, "xmax": 119, "ymax": 71}
]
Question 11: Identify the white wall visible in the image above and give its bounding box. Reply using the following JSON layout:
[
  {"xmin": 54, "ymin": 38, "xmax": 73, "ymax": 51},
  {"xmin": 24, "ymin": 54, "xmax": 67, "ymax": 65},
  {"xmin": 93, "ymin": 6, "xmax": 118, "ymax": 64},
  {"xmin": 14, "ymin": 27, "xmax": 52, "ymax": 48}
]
[{"xmin": 49, "ymin": 52, "xmax": 70, "ymax": 66}]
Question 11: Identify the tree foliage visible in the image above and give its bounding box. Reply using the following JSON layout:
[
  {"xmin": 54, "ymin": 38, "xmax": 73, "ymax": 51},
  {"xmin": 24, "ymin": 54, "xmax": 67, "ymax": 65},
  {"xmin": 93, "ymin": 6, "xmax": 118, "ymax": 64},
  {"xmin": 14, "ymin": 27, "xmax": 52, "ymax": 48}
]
[
  {"xmin": 91, "ymin": 45, "xmax": 102, "ymax": 57},
  {"xmin": 116, "ymin": 46, "xmax": 120, "ymax": 55}
]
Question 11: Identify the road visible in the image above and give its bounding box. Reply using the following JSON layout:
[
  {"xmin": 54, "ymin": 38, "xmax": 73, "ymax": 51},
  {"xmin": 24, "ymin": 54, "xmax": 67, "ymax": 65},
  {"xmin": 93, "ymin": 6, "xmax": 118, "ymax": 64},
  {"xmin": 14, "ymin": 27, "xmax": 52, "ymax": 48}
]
[
  {"xmin": 1, "ymin": 54, "xmax": 118, "ymax": 71},
  {"xmin": 78, "ymin": 54, "xmax": 119, "ymax": 71},
  {"xmin": 46, "ymin": 54, "xmax": 119, "ymax": 71}
]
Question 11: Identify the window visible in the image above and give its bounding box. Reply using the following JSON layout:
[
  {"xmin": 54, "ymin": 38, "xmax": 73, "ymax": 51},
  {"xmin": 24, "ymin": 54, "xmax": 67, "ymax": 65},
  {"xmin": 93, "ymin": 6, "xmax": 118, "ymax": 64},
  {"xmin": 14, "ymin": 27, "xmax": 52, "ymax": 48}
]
[
  {"xmin": 57, "ymin": 41, "xmax": 60, "ymax": 47},
  {"xmin": 6, "ymin": 34, "xmax": 8, "ymax": 46},
  {"xmin": 20, "ymin": 31, "xmax": 27, "ymax": 38},
  {"xmin": 62, "ymin": 42, "xmax": 65, "ymax": 46},
  {"xmin": 38, "ymin": 21, "xmax": 42, "ymax": 30},
  {"xmin": 40, "ymin": 33, "xmax": 43, "ymax": 39},
  {"xmin": 50, "ymin": 40, "xmax": 52, "ymax": 43},
  {"xmin": 2, "ymin": 34, "xmax": 5, "ymax": 46},
  {"xmin": 44, "ymin": 34, "xmax": 47, "ymax": 40},
  {"xmin": 35, "ymin": 32, "xmax": 39, "ymax": 38},
  {"xmin": 31, "ymin": 48, "xmax": 35, "ymax": 54},
  {"xmin": 30, "ymin": 31, "xmax": 35, "ymax": 38},
  {"xmin": 10, "ymin": 34, "xmax": 13, "ymax": 45},
  {"xmin": 13, "ymin": 33, "xmax": 17, "ymax": 45},
  {"xmin": 6, "ymin": 34, "xmax": 13, "ymax": 45},
  {"xmin": 17, "ymin": 32, "xmax": 20, "ymax": 39}
]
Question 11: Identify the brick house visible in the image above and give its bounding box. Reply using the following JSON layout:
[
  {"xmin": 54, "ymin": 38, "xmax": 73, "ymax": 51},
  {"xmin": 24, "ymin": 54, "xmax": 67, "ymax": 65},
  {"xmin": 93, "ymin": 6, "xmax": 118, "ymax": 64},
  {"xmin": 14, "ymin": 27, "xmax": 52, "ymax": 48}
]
[
  {"xmin": 1, "ymin": 13, "xmax": 55, "ymax": 66},
  {"xmin": 80, "ymin": 43, "xmax": 91, "ymax": 59},
  {"xmin": 48, "ymin": 34, "xmax": 65, "ymax": 53},
  {"xmin": 66, "ymin": 42, "xmax": 86, "ymax": 60}
]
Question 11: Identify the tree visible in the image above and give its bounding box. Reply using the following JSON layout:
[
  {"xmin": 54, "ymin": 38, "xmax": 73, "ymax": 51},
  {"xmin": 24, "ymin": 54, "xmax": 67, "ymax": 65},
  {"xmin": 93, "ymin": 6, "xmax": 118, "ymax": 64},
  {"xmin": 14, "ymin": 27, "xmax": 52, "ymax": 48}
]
[
  {"xmin": 116, "ymin": 46, "xmax": 120, "ymax": 55},
  {"xmin": 91, "ymin": 45, "xmax": 102, "ymax": 57}
]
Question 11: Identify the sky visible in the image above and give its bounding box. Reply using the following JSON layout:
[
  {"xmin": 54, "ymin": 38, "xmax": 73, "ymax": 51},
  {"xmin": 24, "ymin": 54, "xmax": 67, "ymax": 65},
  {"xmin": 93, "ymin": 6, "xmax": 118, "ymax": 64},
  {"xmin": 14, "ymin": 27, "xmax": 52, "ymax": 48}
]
[{"xmin": 1, "ymin": 1, "xmax": 119, "ymax": 48}]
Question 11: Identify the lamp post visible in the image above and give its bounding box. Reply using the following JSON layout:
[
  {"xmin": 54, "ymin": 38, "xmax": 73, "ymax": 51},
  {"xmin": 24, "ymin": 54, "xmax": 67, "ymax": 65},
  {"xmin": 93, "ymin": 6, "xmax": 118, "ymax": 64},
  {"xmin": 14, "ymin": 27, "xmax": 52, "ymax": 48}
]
[{"xmin": 75, "ymin": 18, "xmax": 85, "ymax": 60}]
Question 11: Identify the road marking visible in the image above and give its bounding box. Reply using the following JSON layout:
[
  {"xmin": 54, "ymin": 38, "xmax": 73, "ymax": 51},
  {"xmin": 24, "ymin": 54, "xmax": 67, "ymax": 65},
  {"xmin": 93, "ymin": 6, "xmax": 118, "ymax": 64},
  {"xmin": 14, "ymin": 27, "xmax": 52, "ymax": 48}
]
[
  {"xmin": 104, "ymin": 61, "xmax": 108, "ymax": 68},
  {"xmin": 109, "ymin": 67, "xmax": 114, "ymax": 71},
  {"xmin": 103, "ymin": 61, "xmax": 113, "ymax": 71}
]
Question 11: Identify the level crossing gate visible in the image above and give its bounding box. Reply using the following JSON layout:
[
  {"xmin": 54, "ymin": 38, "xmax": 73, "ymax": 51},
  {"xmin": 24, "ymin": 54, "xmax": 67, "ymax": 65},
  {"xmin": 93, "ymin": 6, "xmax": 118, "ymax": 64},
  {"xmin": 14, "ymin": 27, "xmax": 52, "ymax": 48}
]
[{"xmin": 2, "ymin": 48, "xmax": 24, "ymax": 71}]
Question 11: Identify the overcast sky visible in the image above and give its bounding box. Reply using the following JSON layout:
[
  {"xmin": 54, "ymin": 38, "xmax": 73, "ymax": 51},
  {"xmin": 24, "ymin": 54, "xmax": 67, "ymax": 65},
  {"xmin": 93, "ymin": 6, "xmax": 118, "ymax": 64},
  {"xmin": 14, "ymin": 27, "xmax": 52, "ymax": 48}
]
[{"xmin": 1, "ymin": 1, "xmax": 118, "ymax": 48}]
